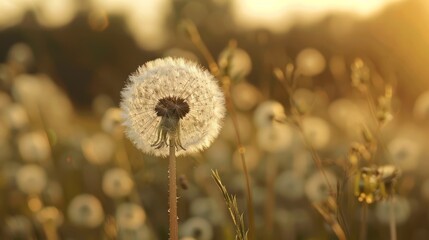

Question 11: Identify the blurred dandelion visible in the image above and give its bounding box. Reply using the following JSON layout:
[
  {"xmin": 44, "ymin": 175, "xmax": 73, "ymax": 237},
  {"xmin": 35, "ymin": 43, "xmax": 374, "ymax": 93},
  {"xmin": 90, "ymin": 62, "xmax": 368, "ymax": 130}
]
[
  {"xmin": 16, "ymin": 164, "xmax": 47, "ymax": 195},
  {"xmin": 232, "ymin": 146, "xmax": 260, "ymax": 172},
  {"xmin": 413, "ymin": 90, "xmax": 429, "ymax": 121},
  {"xmin": 257, "ymin": 124, "xmax": 294, "ymax": 153},
  {"xmin": 375, "ymin": 197, "xmax": 411, "ymax": 225},
  {"xmin": 81, "ymin": 133, "xmax": 115, "ymax": 165},
  {"xmin": 231, "ymin": 81, "xmax": 263, "ymax": 111},
  {"xmin": 102, "ymin": 168, "xmax": 134, "ymax": 199},
  {"xmin": 301, "ymin": 117, "xmax": 331, "ymax": 150},
  {"xmin": 35, "ymin": 206, "xmax": 64, "ymax": 227},
  {"xmin": 180, "ymin": 216, "xmax": 213, "ymax": 240},
  {"xmin": 253, "ymin": 100, "xmax": 287, "ymax": 128},
  {"xmin": 190, "ymin": 197, "xmax": 224, "ymax": 225},
  {"xmin": 388, "ymin": 137, "xmax": 421, "ymax": 171},
  {"xmin": 68, "ymin": 194, "xmax": 105, "ymax": 228},
  {"xmin": 101, "ymin": 107, "xmax": 124, "ymax": 137},
  {"xmin": 116, "ymin": 202, "xmax": 146, "ymax": 230},
  {"xmin": 305, "ymin": 170, "xmax": 337, "ymax": 203},
  {"xmin": 3, "ymin": 103, "xmax": 29, "ymax": 131},
  {"xmin": 17, "ymin": 131, "xmax": 51, "ymax": 163},
  {"xmin": 295, "ymin": 48, "xmax": 326, "ymax": 77},
  {"xmin": 218, "ymin": 47, "xmax": 252, "ymax": 80},
  {"xmin": 4, "ymin": 215, "xmax": 33, "ymax": 239}
]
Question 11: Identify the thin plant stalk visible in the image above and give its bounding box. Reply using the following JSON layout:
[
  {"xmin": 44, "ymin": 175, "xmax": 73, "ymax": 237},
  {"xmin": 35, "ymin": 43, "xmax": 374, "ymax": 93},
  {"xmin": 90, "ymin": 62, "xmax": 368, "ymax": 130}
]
[
  {"xmin": 360, "ymin": 203, "xmax": 368, "ymax": 240},
  {"xmin": 184, "ymin": 20, "xmax": 255, "ymax": 240},
  {"xmin": 264, "ymin": 155, "xmax": 278, "ymax": 239},
  {"xmin": 389, "ymin": 197, "xmax": 397, "ymax": 240},
  {"xmin": 169, "ymin": 137, "xmax": 178, "ymax": 240}
]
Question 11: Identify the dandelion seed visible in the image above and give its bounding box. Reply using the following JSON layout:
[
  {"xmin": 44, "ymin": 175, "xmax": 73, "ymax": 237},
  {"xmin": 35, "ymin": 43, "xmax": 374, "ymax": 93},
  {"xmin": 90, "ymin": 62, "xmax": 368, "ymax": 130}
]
[
  {"xmin": 295, "ymin": 48, "xmax": 326, "ymax": 77},
  {"xmin": 301, "ymin": 117, "xmax": 331, "ymax": 150},
  {"xmin": 120, "ymin": 57, "xmax": 225, "ymax": 157},
  {"xmin": 257, "ymin": 124, "xmax": 293, "ymax": 153},
  {"xmin": 68, "ymin": 194, "xmax": 105, "ymax": 228},
  {"xmin": 218, "ymin": 47, "xmax": 252, "ymax": 79}
]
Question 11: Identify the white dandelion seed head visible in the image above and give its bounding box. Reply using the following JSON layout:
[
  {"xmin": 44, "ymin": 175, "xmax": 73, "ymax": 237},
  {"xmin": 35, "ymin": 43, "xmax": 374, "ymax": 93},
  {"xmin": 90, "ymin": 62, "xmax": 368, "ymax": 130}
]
[
  {"xmin": 17, "ymin": 131, "xmax": 51, "ymax": 163},
  {"xmin": 120, "ymin": 57, "xmax": 226, "ymax": 157},
  {"xmin": 301, "ymin": 117, "xmax": 331, "ymax": 150},
  {"xmin": 253, "ymin": 100, "xmax": 286, "ymax": 128},
  {"xmin": 218, "ymin": 47, "xmax": 252, "ymax": 79},
  {"xmin": 102, "ymin": 168, "xmax": 134, "ymax": 199},
  {"xmin": 81, "ymin": 132, "xmax": 115, "ymax": 165},
  {"xmin": 295, "ymin": 48, "xmax": 326, "ymax": 77},
  {"xmin": 257, "ymin": 124, "xmax": 294, "ymax": 153},
  {"xmin": 101, "ymin": 107, "xmax": 124, "ymax": 136},
  {"xmin": 68, "ymin": 194, "xmax": 105, "ymax": 228},
  {"xmin": 180, "ymin": 217, "xmax": 213, "ymax": 240},
  {"xmin": 231, "ymin": 81, "xmax": 263, "ymax": 111},
  {"xmin": 375, "ymin": 197, "xmax": 411, "ymax": 225},
  {"xmin": 388, "ymin": 137, "xmax": 421, "ymax": 171},
  {"xmin": 16, "ymin": 164, "xmax": 47, "ymax": 195},
  {"xmin": 305, "ymin": 170, "xmax": 337, "ymax": 203},
  {"xmin": 190, "ymin": 197, "xmax": 224, "ymax": 224},
  {"xmin": 116, "ymin": 203, "xmax": 146, "ymax": 230}
]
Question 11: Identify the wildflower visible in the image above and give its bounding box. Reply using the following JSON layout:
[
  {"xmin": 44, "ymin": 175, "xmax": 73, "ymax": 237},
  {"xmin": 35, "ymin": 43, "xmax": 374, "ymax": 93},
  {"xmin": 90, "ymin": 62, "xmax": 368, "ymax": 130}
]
[
  {"xmin": 68, "ymin": 194, "xmax": 105, "ymax": 228},
  {"xmin": 102, "ymin": 168, "xmax": 134, "ymax": 199},
  {"xmin": 16, "ymin": 164, "xmax": 47, "ymax": 195},
  {"xmin": 116, "ymin": 203, "xmax": 146, "ymax": 230},
  {"xmin": 120, "ymin": 57, "xmax": 225, "ymax": 157}
]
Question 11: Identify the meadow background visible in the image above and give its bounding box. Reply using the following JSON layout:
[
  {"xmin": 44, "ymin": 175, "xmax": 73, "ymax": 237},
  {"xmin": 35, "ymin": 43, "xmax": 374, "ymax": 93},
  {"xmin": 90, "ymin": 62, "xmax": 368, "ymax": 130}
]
[{"xmin": 1, "ymin": 0, "xmax": 429, "ymax": 239}]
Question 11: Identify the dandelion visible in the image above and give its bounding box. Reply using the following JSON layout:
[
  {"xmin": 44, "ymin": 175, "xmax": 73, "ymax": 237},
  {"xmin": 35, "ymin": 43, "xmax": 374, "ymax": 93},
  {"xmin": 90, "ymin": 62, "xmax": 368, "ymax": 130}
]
[
  {"xmin": 190, "ymin": 197, "xmax": 224, "ymax": 224},
  {"xmin": 7, "ymin": 43, "xmax": 34, "ymax": 71},
  {"xmin": 257, "ymin": 124, "xmax": 294, "ymax": 153},
  {"xmin": 295, "ymin": 48, "xmax": 326, "ymax": 77},
  {"xmin": 102, "ymin": 168, "xmax": 134, "ymax": 199},
  {"xmin": 231, "ymin": 81, "xmax": 262, "ymax": 111},
  {"xmin": 4, "ymin": 103, "xmax": 29, "ymax": 131},
  {"xmin": 68, "ymin": 194, "xmax": 105, "ymax": 228},
  {"xmin": 180, "ymin": 217, "xmax": 213, "ymax": 240},
  {"xmin": 4, "ymin": 215, "xmax": 33, "ymax": 239},
  {"xmin": 120, "ymin": 57, "xmax": 225, "ymax": 240},
  {"xmin": 101, "ymin": 107, "xmax": 123, "ymax": 136},
  {"xmin": 16, "ymin": 164, "xmax": 47, "ymax": 195},
  {"xmin": 36, "ymin": 206, "xmax": 64, "ymax": 226},
  {"xmin": 120, "ymin": 57, "xmax": 225, "ymax": 156},
  {"xmin": 388, "ymin": 137, "xmax": 421, "ymax": 171},
  {"xmin": 413, "ymin": 90, "xmax": 429, "ymax": 121},
  {"xmin": 253, "ymin": 100, "xmax": 287, "ymax": 128},
  {"xmin": 116, "ymin": 203, "xmax": 146, "ymax": 230},
  {"xmin": 218, "ymin": 47, "xmax": 252, "ymax": 79},
  {"xmin": 81, "ymin": 132, "xmax": 115, "ymax": 165},
  {"xmin": 301, "ymin": 117, "xmax": 331, "ymax": 150},
  {"xmin": 305, "ymin": 170, "xmax": 337, "ymax": 203},
  {"xmin": 375, "ymin": 196, "xmax": 411, "ymax": 225},
  {"xmin": 17, "ymin": 131, "xmax": 51, "ymax": 163}
]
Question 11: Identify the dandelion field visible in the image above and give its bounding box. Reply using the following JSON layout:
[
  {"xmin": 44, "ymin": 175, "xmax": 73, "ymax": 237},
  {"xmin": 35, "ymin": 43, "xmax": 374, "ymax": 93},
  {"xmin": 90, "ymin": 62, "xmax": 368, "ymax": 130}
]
[{"xmin": 1, "ymin": 0, "xmax": 429, "ymax": 239}]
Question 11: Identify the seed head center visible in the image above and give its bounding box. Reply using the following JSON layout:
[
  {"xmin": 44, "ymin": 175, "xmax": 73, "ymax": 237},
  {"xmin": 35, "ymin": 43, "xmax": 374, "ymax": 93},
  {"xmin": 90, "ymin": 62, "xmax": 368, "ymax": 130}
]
[{"xmin": 155, "ymin": 96, "xmax": 190, "ymax": 119}]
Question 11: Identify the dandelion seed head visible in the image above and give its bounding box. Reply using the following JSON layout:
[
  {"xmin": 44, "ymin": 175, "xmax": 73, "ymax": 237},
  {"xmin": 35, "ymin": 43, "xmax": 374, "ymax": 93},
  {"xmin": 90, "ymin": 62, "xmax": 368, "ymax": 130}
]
[
  {"xmin": 375, "ymin": 197, "xmax": 411, "ymax": 225},
  {"xmin": 16, "ymin": 164, "xmax": 47, "ymax": 195},
  {"xmin": 231, "ymin": 81, "xmax": 263, "ymax": 111},
  {"xmin": 388, "ymin": 137, "xmax": 421, "ymax": 171},
  {"xmin": 254, "ymin": 100, "xmax": 286, "ymax": 128},
  {"xmin": 296, "ymin": 48, "xmax": 326, "ymax": 77},
  {"xmin": 218, "ymin": 47, "xmax": 252, "ymax": 79},
  {"xmin": 116, "ymin": 203, "xmax": 146, "ymax": 230},
  {"xmin": 190, "ymin": 197, "xmax": 224, "ymax": 224},
  {"xmin": 257, "ymin": 124, "xmax": 294, "ymax": 153},
  {"xmin": 301, "ymin": 117, "xmax": 331, "ymax": 150},
  {"xmin": 102, "ymin": 168, "xmax": 134, "ymax": 199},
  {"xmin": 81, "ymin": 132, "xmax": 115, "ymax": 165},
  {"xmin": 305, "ymin": 170, "xmax": 337, "ymax": 203},
  {"xmin": 180, "ymin": 217, "xmax": 213, "ymax": 240},
  {"xmin": 68, "ymin": 194, "xmax": 105, "ymax": 228},
  {"xmin": 17, "ymin": 131, "xmax": 51, "ymax": 163},
  {"xmin": 121, "ymin": 57, "xmax": 225, "ymax": 157},
  {"xmin": 101, "ymin": 107, "xmax": 124, "ymax": 136}
]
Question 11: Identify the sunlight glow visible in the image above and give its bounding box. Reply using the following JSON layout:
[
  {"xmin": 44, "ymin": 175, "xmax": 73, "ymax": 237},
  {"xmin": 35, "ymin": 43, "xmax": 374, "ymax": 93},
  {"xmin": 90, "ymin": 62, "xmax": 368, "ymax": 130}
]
[{"xmin": 232, "ymin": 0, "xmax": 403, "ymax": 33}]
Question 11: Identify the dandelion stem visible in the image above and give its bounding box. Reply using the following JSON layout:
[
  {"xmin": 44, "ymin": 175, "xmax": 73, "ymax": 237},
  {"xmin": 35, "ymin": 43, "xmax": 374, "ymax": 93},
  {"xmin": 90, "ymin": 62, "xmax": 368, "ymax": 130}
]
[
  {"xmin": 168, "ymin": 137, "xmax": 178, "ymax": 240},
  {"xmin": 389, "ymin": 197, "xmax": 397, "ymax": 240}
]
